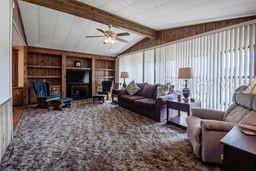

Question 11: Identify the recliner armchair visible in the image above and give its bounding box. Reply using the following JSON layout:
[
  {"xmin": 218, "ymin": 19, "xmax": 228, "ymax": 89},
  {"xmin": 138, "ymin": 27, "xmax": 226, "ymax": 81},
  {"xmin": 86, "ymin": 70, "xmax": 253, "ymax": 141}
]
[
  {"xmin": 186, "ymin": 85, "xmax": 256, "ymax": 164},
  {"xmin": 32, "ymin": 81, "xmax": 60, "ymax": 108}
]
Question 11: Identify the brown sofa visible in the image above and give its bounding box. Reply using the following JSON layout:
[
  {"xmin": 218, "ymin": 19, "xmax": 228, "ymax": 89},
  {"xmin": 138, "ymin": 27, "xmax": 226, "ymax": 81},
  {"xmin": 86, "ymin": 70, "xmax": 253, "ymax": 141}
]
[
  {"xmin": 186, "ymin": 85, "xmax": 256, "ymax": 164},
  {"xmin": 117, "ymin": 83, "xmax": 177, "ymax": 122}
]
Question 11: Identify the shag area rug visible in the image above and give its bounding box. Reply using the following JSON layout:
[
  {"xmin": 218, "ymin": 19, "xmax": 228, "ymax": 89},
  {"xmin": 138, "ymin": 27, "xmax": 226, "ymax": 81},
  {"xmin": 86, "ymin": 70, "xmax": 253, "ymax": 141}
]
[{"xmin": 0, "ymin": 100, "xmax": 220, "ymax": 170}]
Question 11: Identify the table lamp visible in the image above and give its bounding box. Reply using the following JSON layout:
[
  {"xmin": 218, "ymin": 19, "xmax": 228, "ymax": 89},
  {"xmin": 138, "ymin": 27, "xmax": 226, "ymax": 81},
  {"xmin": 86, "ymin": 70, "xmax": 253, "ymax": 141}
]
[
  {"xmin": 120, "ymin": 72, "xmax": 129, "ymax": 88},
  {"xmin": 178, "ymin": 67, "xmax": 192, "ymax": 101}
]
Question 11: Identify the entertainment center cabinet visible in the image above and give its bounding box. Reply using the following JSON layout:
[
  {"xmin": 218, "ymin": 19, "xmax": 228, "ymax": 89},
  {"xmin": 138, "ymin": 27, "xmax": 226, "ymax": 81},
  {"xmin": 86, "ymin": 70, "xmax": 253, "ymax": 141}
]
[{"xmin": 24, "ymin": 46, "xmax": 115, "ymax": 105}]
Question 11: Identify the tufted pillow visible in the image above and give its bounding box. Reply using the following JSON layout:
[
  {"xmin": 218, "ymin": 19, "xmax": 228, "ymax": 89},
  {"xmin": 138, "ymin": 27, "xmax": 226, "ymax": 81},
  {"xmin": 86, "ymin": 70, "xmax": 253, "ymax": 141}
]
[
  {"xmin": 142, "ymin": 84, "xmax": 157, "ymax": 98},
  {"xmin": 125, "ymin": 80, "xmax": 140, "ymax": 95},
  {"xmin": 155, "ymin": 84, "xmax": 170, "ymax": 98}
]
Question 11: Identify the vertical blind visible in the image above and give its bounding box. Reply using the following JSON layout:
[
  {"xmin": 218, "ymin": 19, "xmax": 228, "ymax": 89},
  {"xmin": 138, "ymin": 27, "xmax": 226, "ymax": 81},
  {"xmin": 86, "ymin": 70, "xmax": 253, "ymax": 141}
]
[
  {"xmin": 118, "ymin": 21, "xmax": 256, "ymax": 110},
  {"xmin": 119, "ymin": 52, "xmax": 143, "ymax": 83}
]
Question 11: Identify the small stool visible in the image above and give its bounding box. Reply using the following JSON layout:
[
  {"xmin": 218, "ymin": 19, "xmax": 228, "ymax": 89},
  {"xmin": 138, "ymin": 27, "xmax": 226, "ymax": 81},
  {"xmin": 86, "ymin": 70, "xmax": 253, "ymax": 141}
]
[
  {"xmin": 50, "ymin": 98, "xmax": 73, "ymax": 110},
  {"xmin": 92, "ymin": 94, "xmax": 107, "ymax": 103}
]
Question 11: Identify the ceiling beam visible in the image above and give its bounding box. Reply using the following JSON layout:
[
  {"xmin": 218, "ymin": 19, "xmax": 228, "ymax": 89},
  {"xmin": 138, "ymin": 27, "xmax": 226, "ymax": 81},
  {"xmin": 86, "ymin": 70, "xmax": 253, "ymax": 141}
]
[{"xmin": 21, "ymin": 0, "xmax": 157, "ymax": 39}]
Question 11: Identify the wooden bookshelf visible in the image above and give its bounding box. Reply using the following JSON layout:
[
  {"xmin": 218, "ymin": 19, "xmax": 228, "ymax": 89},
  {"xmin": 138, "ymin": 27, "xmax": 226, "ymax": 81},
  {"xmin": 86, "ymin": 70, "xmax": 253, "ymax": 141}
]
[
  {"xmin": 27, "ymin": 65, "xmax": 61, "ymax": 69},
  {"xmin": 95, "ymin": 59, "xmax": 115, "ymax": 92},
  {"xmin": 27, "ymin": 52, "xmax": 62, "ymax": 104},
  {"xmin": 67, "ymin": 67, "xmax": 91, "ymax": 71},
  {"xmin": 24, "ymin": 46, "xmax": 115, "ymax": 105}
]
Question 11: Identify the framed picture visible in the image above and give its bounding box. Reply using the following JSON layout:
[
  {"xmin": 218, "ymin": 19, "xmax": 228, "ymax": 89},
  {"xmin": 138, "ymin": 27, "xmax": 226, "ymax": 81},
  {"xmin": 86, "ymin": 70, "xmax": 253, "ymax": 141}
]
[{"xmin": 75, "ymin": 61, "xmax": 81, "ymax": 67}]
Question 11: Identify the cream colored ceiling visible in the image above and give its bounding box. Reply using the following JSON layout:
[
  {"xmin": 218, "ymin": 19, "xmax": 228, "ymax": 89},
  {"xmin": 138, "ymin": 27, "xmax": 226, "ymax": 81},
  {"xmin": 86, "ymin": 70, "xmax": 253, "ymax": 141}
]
[
  {"xmin": 18, "ymin": 0, "xmax": 256, "ymax": 56},
  {"xmin": 18, "ymin": 1, "xmax": 144, "ymax": 56},
  {"xmin": 79, "ymin": 0, "xmax": 256, "ymax": 30}
]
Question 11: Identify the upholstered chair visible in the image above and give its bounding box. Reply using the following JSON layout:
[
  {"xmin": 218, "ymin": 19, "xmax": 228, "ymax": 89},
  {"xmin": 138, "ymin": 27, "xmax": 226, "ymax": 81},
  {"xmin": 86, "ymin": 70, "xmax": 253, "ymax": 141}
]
[
  {"xmin": 186, "ymin": 85, "xmax": 256, "ymax": 164},
  {"xmin": 32, "ymin": 81, "xmax": 60, "ymax": 108}
]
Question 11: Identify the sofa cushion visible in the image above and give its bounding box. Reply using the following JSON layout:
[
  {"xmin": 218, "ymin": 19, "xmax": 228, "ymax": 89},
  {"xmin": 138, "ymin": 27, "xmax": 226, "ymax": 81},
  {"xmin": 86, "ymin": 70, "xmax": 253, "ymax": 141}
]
[
  {"xmin": 224, "ymin": 106, "xmax": 251, "ymax": 123},
  {"xmin": 235, "ymin": 92, "xmax": 255, "ymax": 110},
  {"xmin": 135, "ymin": 83, "xmax": 147, "ymax": 96},
  {"xmin": 134, "ymin": 98, "xmax": 156, "ymax": 110},
  {"xmin": 125, "ymin": 81, "xmax": 140, "ymax": 95},
  {"xmin": 142, "ymin": 84, "xmax": 157, "ymax": 98},
  {"xmin": 120, "ymin": 95, "xmax": 144, "ymax": 103}
]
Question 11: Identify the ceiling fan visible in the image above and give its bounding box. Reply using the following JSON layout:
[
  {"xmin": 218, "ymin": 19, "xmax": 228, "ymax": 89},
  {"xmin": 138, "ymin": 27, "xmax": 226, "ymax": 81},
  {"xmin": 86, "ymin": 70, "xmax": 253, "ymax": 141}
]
[{"xmin": 85, "ymin": 24, "xmax": 130, "ymax": 44}]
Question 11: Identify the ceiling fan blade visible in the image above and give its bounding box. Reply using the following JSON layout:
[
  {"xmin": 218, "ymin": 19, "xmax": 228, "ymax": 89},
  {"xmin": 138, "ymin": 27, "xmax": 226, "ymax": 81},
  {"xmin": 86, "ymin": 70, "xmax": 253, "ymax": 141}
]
[
  {"xmin": 96, "ymin": 28, "xmax": 105, "ymax": 33},
  {"xmin": 116, "ymin": 38, "xmax": 129, "ymax": 43},
  {"xmin": 117, "ymin": 32, "xmax": 130, "ymax": 37},
  {"xmin": 85, "ymin": 35, "xmax": 104, "ymax": 38}
]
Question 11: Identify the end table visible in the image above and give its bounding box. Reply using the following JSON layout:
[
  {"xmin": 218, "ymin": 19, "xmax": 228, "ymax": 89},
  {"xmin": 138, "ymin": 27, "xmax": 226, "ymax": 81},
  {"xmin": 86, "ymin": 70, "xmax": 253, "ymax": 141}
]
[{"xmin": 167, "ymin": 99, "xmax": 201, "ymax": 129}]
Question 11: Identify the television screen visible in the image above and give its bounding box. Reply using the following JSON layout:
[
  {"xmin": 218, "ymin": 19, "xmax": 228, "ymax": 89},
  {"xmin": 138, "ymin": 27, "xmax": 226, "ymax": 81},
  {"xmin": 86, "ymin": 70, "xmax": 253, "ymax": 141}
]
[{"xmin": 67, "ymin": 70, "xmax": 90, "ymax": 83}]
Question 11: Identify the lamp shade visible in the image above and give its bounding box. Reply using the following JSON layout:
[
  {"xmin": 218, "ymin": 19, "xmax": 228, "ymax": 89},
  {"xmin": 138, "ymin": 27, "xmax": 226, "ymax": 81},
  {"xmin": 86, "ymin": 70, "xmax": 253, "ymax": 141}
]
[
  {"xmin": 120, "ymin": 72, "xmax": 129, "ymax": 78},
  {"xmin": 178, "ymin": 67, "xmax": 192, "ymax": 79}
]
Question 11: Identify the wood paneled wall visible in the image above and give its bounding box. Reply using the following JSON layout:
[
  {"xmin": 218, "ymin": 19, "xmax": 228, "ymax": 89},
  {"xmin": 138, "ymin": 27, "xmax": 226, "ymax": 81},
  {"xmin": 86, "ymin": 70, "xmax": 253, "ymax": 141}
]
[
  {"xmin": 122, "ymin": 16, "xmax": 256, "ymax": 54},
  {"xmin": 0, "ymin": 99, "xmax": 13, "ymax": 160},
  {"xmin": 25, "ymin": 46, "xmax": 115, "ymax": 105}
]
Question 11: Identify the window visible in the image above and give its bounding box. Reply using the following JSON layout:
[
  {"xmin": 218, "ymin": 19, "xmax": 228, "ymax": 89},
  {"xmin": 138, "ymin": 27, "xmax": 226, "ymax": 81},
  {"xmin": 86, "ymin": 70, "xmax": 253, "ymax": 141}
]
[
  {"xmin": 144, "ymin": 49, "xmax": 154, "ymax": 84},
  {"xmin": 118, "ymin": 22, "xmax": 256, "ymax": 110},
  {"xmin": 119, "ymin": 52, "xmax": 143, "ymax": 83}
]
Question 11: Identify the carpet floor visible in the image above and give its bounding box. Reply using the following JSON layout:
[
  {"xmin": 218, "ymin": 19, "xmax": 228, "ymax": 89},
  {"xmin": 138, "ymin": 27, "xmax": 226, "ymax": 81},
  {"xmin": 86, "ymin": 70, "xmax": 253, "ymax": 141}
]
[{"xmin": 0, "ymin": 100, "xmax": 220, "ymax": 170}]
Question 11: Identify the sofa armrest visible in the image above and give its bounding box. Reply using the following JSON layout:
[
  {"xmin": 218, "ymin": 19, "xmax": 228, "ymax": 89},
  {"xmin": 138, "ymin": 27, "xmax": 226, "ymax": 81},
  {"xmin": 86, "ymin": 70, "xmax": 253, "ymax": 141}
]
[
  {"xmin": 191, "ymin": 108, "xmax": 225, "ymax": 121},
  {"xmin": 116, "ymin": 89, "xmax": 128, "ymax": 96},
  {"xmin": 201, "ymin": 120, "xmax": 235, "ymax": 132},
  {"xmin": 156, "ymin": 91, "xmax": 179, "ymax": 105}
]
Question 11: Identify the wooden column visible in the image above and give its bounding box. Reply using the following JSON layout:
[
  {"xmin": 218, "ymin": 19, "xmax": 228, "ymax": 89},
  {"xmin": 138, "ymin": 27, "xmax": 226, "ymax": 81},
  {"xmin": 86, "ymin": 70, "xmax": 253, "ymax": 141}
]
[
  {"xmin": 91, "ymin": 58, "xmax": 95, "ymax": 95},
  {"xmin": 23, "ymin": 46, "xmax": 28, "ymax": 106},
  {"xmin": 61, "ymin": 55, "xmax": 67, "ymax": 98}
]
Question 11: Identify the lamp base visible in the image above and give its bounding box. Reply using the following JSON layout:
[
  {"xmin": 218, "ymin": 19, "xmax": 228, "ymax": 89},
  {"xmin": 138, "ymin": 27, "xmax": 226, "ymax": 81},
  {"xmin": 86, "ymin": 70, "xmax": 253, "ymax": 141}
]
[{"xmin": 182, "ymin": 87, "xmax": 190, "ymax": 101}]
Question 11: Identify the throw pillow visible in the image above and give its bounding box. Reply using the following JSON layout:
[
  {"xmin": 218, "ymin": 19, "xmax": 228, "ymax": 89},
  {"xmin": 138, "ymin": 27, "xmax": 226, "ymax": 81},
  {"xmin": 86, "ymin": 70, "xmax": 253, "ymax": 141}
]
[
  {"xmin": 135, "ymin": 83, "xmax": 147, "ymax": 96},
  {"xmin": 156, "ymin": 84, "xmax": 170, "ymax": 98},
  {"xmin": 245, "ymin": 76, "xmax": 256, "ymax": 94},
  {"xmin": 142, "ymin": 84, "xmax": 157, "ymax": 98},
  {"xmin": 125, "ymin": 80, "xmax": 140, "ymax": 95}
]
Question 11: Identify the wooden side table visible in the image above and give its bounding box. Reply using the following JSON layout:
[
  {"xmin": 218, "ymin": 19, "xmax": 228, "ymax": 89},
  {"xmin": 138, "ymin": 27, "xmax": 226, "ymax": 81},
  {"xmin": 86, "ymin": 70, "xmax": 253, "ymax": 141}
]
[
  {"xmin": 220, "ymin": 126, "xmax": 256, "ymax": 171},
  {"xmin": 167, "ymin": 100, "xmax": 201, "ymax": 129}
]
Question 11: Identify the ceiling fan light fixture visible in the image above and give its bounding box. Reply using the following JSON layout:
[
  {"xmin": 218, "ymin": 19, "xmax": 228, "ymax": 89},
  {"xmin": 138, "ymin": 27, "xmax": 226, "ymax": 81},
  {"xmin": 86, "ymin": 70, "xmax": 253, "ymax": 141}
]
[{"xmin": 104, "ymin": 36, "xmax": 116, "ymax": 44}]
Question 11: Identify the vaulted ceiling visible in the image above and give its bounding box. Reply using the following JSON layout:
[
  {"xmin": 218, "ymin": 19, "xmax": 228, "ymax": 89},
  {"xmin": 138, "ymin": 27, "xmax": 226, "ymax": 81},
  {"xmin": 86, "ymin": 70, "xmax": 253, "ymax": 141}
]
[
  {"xmin": 80, "ymin": 0, "xmax": 256, "ymax": 30},
  {"xmin": 18, "ymin": 0, "xmax": 256, "ymax": 56}
]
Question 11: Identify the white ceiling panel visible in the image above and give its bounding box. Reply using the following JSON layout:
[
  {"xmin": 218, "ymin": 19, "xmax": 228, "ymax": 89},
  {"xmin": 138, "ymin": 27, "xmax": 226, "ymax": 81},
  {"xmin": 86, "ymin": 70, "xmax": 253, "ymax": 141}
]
[
  {"xmin": 18, "ymin": 1, "xmax": 144, "ymax": 56},
  {"xmin": 79, "ymin": 0, "xmax": 256, "ymax": 30}
]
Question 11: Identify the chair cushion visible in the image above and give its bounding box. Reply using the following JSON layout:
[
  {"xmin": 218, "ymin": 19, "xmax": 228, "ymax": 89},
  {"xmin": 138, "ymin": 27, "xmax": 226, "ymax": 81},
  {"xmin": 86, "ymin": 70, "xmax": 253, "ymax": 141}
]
[
  {"xmin": 239, "ymin": 111, "xmax": 256, "ymax": 127},
  {"xmin": 134, "ymin": 98, "xmax": 156, "ymax": 110},
  {"xmin": 126, "ymin": 81, "xmax": 140, "ymax": 95},
  {"xmin": 235, "ymin": 92, "xmax": 255, "ymax": 110},
  {"xmin": 135, "ymin": 83, "xmax": 147, "ymax": 96},
  {"xmin": 120, "ymin": 95, "xmax": 144, "ymax": 103},
  {"xmin": 224, "ymin": 106, "xmax": 251, "ymax": 123},
  {"xmin": 142, "ymin": 84, "xmax": 157, "ymax": 98}
]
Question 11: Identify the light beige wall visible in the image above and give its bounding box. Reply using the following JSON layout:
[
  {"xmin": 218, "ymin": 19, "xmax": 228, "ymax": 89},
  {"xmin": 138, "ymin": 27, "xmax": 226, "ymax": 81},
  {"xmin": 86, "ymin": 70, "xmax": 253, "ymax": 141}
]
[{"xmin": 0, "ymin": 0, "xmax": 13, "ymax": 161}]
